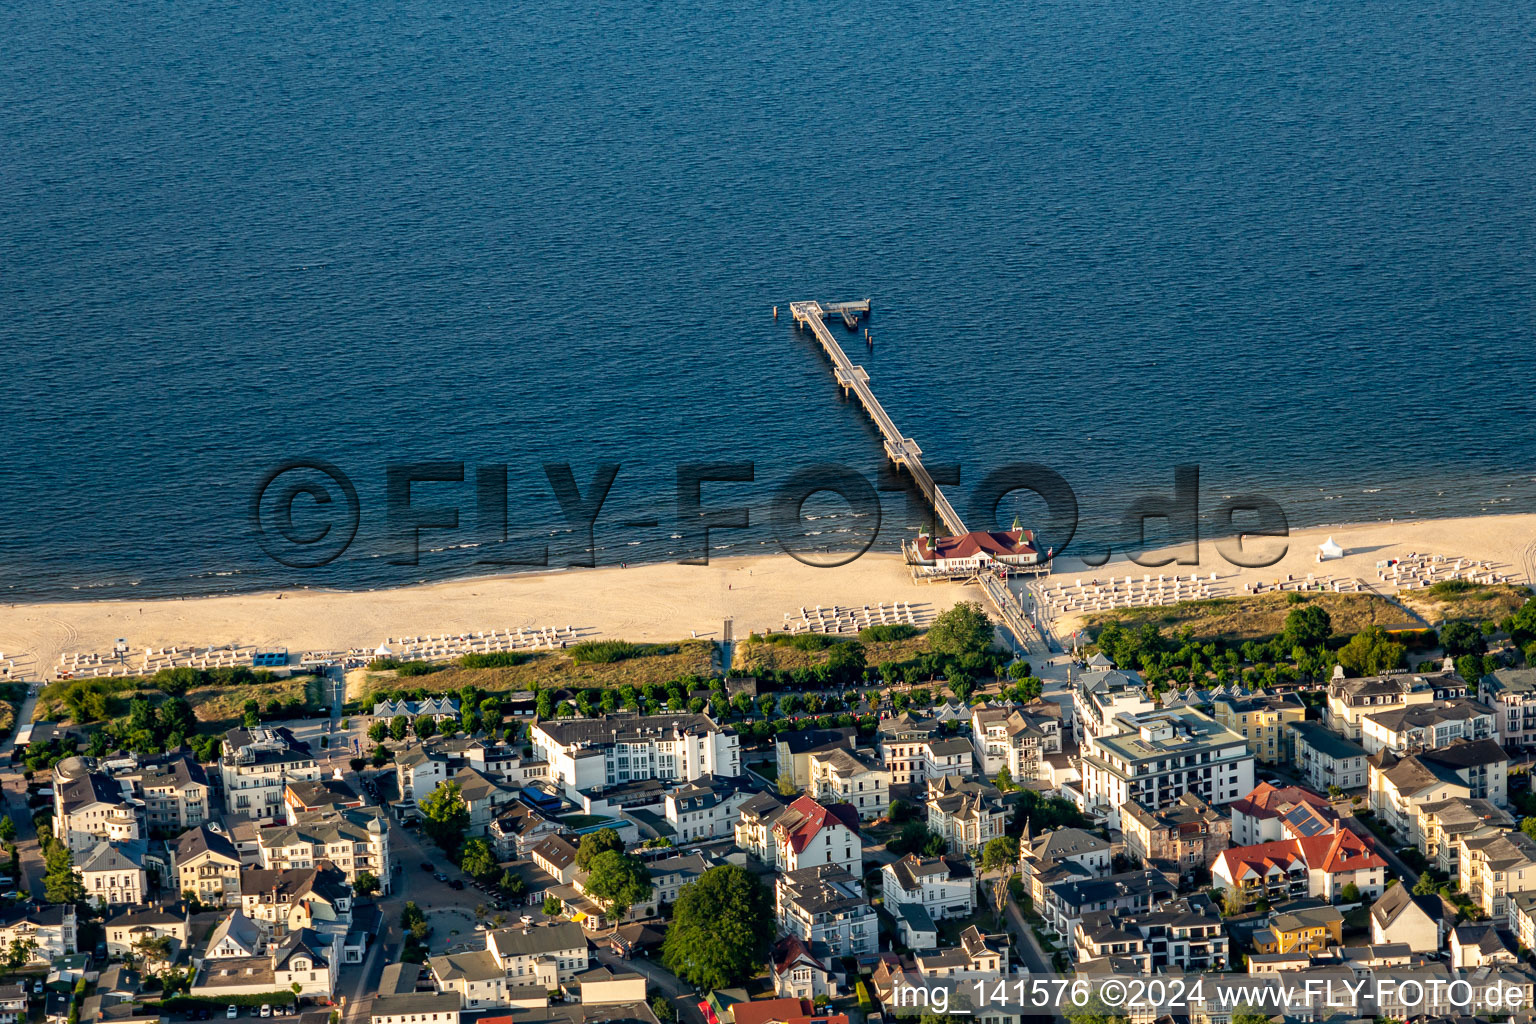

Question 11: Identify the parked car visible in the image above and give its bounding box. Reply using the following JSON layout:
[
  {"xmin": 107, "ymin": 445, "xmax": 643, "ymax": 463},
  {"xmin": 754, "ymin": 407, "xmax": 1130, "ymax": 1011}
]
[
  {"xmin": 227, "ymin": 1007, "xmax": 239, "ymax": 1019},
  {"xmin": 283, "ymin": 1008, "xmax": 295, "ymax": 1017},
  {"xmin": 261, "ymin": 1005, "xmax": 272, "ymax": 1018},
  {"xmin": 448, "ymin": 879, "xmax": 464, "ymax": 890},
  {"xmin": 433, "ymin": 873, "xmax": 448, "ymax": 882}
]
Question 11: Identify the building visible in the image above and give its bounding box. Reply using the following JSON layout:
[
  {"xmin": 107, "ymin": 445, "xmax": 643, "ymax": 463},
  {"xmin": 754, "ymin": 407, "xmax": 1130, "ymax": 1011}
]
[
  {"xmin": 489, "ymin": 804, "xmax": 565, "ymax": 861},
  {"xmin": 220, "ymin": 728, "xmax": 323, "ymax": 820},
  {"xmin": 806, "ymin": 747, "xmax": 890, "ymax": 820},
  {"xmin": 1074, "ymin": 893, "xmax": 1227, "ymax": 971},
  {"xmin": 774, "ymin": 865, "xmax": 877, "ymax": 956},
  {"xmin": 1361, "ymin": 699, "xmax": 1499, "ymax": 755},
  {"xmin": 0, "ymin": 904, "xmax": 77, "ymax": 962},
  {"xmin": 574, "ymin": 966, "xmax": 647, "ymax": 1006},
  {"xmin": 1325, "ymin": 663, "xmax": 1467, "ymax": 740},
  {"xmin": 733, "ymin": 792, "xmax": 790, "ymax": 865},
  {"xmin": 1073, "ymin": 666, "xmax": 1154, "ymax": 745},
  {"xmin": 1212, "ymin": 829, "xmax": 1387, "ymax": 902},
  {"xmin": 396, "ymin": 746, "xmax": 451, "ymax": 806},
  {"xmin": 370, "ymin": 992, "xmax": 461, "ymax": 1024},
  {"xmin": 1120, "ymin": 792, "xmax": 1231, "ymax": 879},
  {"xmin": 1212, "ymin": 692, "xmax": 1306, "ymax": 764},
  {"xmin": 283, "ymin": 778, "xmax": 364, "ymax": 822},
  {"xmin": 775, "ymin": 729, "xmax": 855, "ymax": 790},
  {"xmin": 1019, "ymin": 827, "xmax": 1112, "ymax": 907},
  {"xmin": 1458, "ymin": 829, "xmax": 1536, "ymax": 919},
  {"xmin": 174, "ymin": 824, "xmax": 243, "ymax": 906},
  {"xmin": 770, "ymin": 937, "xmax": 837, "ymax": 1002},
  {"xmin": 907, "ymin": 527, "xmax": 1043, "ymax": 573},
  {"xmin": 1450, "ymin": 922, "xmax": 1518, "ymax": 968},
  {"xmin": 105, "ymin": 906, "xmax": 188, "ymax": 959},
  {"xmin": 428, "ymin": 950, "xmax": 513, "ymax": 1010},
  {"xmin": 1254, "ymin": 906, "xmax": 1344, "ymax": 954},
  {"xmin": 1370, "ymin": 741, "xmax": 1508, "ymax": 842},
  {"xmin": 116, "ymin": 751, "xmax": 212, "ymax": 832},
  {"xmin": 925, "ymin": 776, "xmax": 1007, "ymax": 854},
  {"xmin": 1079, "ymin": 707, "xmax": 1255, "ymax": 829},
  {"xmin": 876, "ymin": 713, "xmax": 971, "ymax": 786},
  {"xmin": 970, "ymin": 703, "xmax": 1063, "ymax": 781},
  {"xmin": 373, "ymin": 697, "xmax": 461, "ymax": 721},
  {"xmin": 1038, "ymin": 869, "xmax": 1176, "ymax": 941},
  {"xmin": 1288, "ymin": 721, "xmax": 1369, "ymax": 793},
  {"xmin": 771, "ymin": 795, "xmax": 862, "ymax": 876},
  {"xmin": 531, "ymin": 713, "xmax": 740, "ymax": 796},
  {"xmin": 0, "ymin": 984, "xmax": 24, "ymax": 1024},
  {"xmin": 880, "ymin": 853, "xmax": 976, "ymax": 920},
  {"xmin": 205, "ymin": 910, "xmax": 264, "ymax": 959},
  {"xmin": 1481, "ymin": 668, "xmax": 1536, "ymax": 749},
  {"xmin": 454, "ymin": 767, "xmax": 519, "ymax": 836},
  {"xmin": 1229, "ymin": 782, "xmax": 1338, "ymax": 846},
  {"xmin": 486, "ymin": 922, "xmax": 590, "ymax": 986},
  {"xmin": 663, "ymin": 776, "xmax": 752, "ymax": 841},
  {"xmin": 1416, "ymin": 797, "xmax": 1513, "ymax": 876},
  {"xmin": 912, "ymin": 925, "xmax": 1010, "ymax": 979},
  {"xmin": 1369, "ymin": 881, "xmax": 1444, "ymax": 953},
  {"xmin": 52, "ymin": 758, "xmax": 138, "ymax": 854},
  {"xmin": 240, "ymin": 864, "xmax": 353, "ymax": 936},
  {"xmin": 74, "ymin": 842, "xmax": 146, "ymax": 909},
  {"xmin": 256, "ymin": 807, "xmax": 391, "ymax": 891}
]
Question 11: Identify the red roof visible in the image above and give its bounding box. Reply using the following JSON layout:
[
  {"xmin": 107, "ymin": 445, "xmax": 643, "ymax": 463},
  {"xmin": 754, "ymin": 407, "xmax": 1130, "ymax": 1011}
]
[
  {"xmin": 915, "ymin": 529, "xmax": 1037, "ymax": 562},
  {"xmin": 776, "ymin": 795, "xmax": 860, "ymax": 853},
  {"xmin": 1215, "ymin": 839, "xmax": 1308, "ymax": 880},
  {"xmin": 772, "ymin": 936, "xmax": 828, "ymax": 976},
  {"xmin": 1298, "ymin": 829, "xmax": 1387, "ymax": 874},
  {"xmin": 731, "ymin": 1000, "xmax": 814, "ymax": 1024},
  {"xmin": 1228, "ymin": 781, "xmax": 1331, "ymax": 820}
]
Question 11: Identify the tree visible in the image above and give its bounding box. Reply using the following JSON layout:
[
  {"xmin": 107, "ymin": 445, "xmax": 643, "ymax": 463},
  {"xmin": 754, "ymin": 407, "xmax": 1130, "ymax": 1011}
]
[
  {"xmin": 979, "ymin": 836, "xmax": 1017, "ymax": 875},
  {"xmin": 498, "ymin": 869, "xmax": 526, "ymax": 900},
  {"xmin": 776, "ymin": 773, "xmax": 798, "ymax": 797},
  {"xmin": 368, "ymin": 721, "xmax": 387, "ymax": 743},
  {"xmin": 1441, "ymin": 621, "xmax": 1487, "ymax": 658},
  {"xmin": 1337, "ymin": 626, "xmax": 1406, "ymax": 677},
  {"xmin": 3, "ymin": 937, "xmax": 36, "ymax": 969},
  {"xmin": 651, "ymin": 996, "xmax": 677, "ymax": 1024},
  {"xmin": 419, "ymin": 781, "xmax": 470, "ymax": 856},
  {"xmin": 1280, "ymin": 604, "xmax": 1332, "ymax": 651},
  {"xmin": 1413, "ymin": 871, "xmax": 1438, "ymax": 896},
  {"xmin": 662, "ymin": 864, "xmax": 774, "ymax": 990},
  {"xmin": 44, "ymin": 843, "xmax": 84, "ymax": 904},
  {"xmin": 389, "ymin": 716, "xmax": 409, "ymax": 742},
  {"xmin": 1230, "ymin": 1008, "xmax": 1271, "ymax": 1024},
  {"xmin": 993, "ymin": 766, "xmax": 1014, "ymax": 793},
  {"xmin": 1221, "ymin": 885, "xmax": 1248, "ymax": 917},
  {"xmin": 461, "ymin": 839, "xmax": 498, "ymax": 882},
  {"xmin": 575, "ymin": 828, "xmax": 625, "ymax": 871},
  {"xmin": 1341, "ymin": 881, "xmax": 1361, "ymax": 903},
  {"xmin": 353, "ymin": 871, "xmax": 380, "ymax": 898},
  {"xmin": 927, "ymin": 602, "xmax": 994, "ymax": 658},
  {"xmin": 542, "ymin": 896, "xmax": 563, "ymax": 917},
  {"xmin": 0, "ymin": 817, "xmax": 14, "ymax": 844},
  {"xmin": 584, "ymin": 850, "xmax": 651, "ymax": 920}
]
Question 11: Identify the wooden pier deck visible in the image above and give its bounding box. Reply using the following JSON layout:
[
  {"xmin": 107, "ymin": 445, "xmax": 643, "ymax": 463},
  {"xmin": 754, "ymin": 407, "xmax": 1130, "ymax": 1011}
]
[{"xmin": 788, "ymin": 299, "xmax": 1048, "ymax": 657}]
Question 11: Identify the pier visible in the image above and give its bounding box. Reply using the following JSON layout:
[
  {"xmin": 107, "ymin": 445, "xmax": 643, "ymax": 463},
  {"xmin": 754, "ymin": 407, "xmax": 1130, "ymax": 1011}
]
[{"xmin": 788, "ymin": 299, "xmax": 1048, "ymax": 657}]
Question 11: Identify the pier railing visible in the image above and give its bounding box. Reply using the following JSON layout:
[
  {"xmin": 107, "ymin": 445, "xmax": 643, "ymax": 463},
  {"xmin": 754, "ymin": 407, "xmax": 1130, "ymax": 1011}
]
[{"xmin": 790, "ymin": 299, "xmax": 1048, "ymax": 659}]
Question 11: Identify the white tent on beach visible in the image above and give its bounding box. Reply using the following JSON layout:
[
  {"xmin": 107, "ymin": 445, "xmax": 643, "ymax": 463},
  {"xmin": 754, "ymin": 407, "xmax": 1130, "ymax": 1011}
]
[
  {"xmin": 374, "ymin": 643, "xmax": 394, "ymax": 656},
  {"xmin": 1318, "ymin": 537, "xmax": 1344, "ymax": 560}
]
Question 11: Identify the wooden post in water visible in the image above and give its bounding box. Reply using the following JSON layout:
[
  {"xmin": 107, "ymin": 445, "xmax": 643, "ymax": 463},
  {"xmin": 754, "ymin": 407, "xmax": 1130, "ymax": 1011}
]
[{"xmin": 773, "ymin": 306, "xmax": 778, "ymax": 320}]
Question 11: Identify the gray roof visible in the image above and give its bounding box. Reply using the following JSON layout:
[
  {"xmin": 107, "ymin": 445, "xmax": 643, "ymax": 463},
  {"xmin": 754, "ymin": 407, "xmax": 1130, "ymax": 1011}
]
[
  {"xmin": 429, "ymin": 949, "xmax": 503, "ymax": 983},
  {"xmin": 1365, "ymin": 698, "xmax": 1496, "ymax": 732},
  {"xmin": 175, "ymin": 824, "xmax": 240, "ymax": 865},
  {"xmin": 78, "ymin": 843, "xmax": 144, "ymax": 873},
  {"xmin": 1288, "ymin": 720, "xmax": 1368, "ymax": 761},
  {"xmin": 205, "ymin": 910, "xmax": 261, "ymax": 955},
  {"xmin": 370, "ymin": 992, "xmax": 462, "ymax": 1017},
  {"xmin": 536, "ymin": 713, "xmax": 721, "ymax": 747},
  {"xmin": 487, "ymin": 921, "xmax": 588, "ymax": 960}
]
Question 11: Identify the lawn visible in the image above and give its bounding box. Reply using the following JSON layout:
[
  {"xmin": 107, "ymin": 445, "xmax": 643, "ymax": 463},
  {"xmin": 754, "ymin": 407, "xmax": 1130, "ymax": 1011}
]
[
  {"xmin": 185, "ymin": 674, "xmax": 320, "ymax": 730},
  {"xmin": 362, "ymin": 639, "xmax": 717, "ymax": 701},
  {"xmin": 1082, "ymin": 591, "xmax": 1421, "ymax": 643},
  {"xmin": 734, "ymin": 633, "xmax": 930, "ymax": 674},
  {"xmin": 1399, "ymin": 581, "xmax": 1530, "ymax": 626}
]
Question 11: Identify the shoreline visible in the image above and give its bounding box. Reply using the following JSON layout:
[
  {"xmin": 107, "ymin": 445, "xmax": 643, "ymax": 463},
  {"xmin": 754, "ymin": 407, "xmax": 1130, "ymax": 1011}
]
[{"xmin": 0, "ymin": 512, "xmax": 1531, "ymax": 686}]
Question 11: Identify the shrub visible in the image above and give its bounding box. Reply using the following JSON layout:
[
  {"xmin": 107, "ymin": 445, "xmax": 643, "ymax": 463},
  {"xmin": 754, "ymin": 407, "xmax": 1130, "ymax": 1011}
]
[
  {"xmin": 459, "ymin": 652, "xmax": 529, "ymax": 669},
  {"xmin": 570, "ymin": 640, "xmax": 650, "ymax": 664},
  {"xmin": 857, "ymin": 624, "xmax": 918, "ymax": 643}
]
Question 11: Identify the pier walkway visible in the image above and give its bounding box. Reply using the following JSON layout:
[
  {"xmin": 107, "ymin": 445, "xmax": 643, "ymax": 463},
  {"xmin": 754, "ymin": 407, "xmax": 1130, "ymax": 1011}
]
[{"xmin": 789, "ymin": 299, "xmax": 1048, "ymax": 659}]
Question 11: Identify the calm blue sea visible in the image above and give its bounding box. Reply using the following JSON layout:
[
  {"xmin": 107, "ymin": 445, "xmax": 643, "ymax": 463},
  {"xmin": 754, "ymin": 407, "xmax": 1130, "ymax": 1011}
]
[{"xmin": 2, "ymin": 0, "xmax": 1534, "ymax": 601}]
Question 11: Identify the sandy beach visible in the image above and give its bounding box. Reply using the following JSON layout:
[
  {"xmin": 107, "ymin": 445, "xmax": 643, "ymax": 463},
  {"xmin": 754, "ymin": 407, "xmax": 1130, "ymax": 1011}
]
[
  {"xmin": 1, "ymin": 513, "xmax": 1531, "ymax": 684},
  {"xmin": 0, "ymin": 552, "xmax": 963, "ymax": 682}
]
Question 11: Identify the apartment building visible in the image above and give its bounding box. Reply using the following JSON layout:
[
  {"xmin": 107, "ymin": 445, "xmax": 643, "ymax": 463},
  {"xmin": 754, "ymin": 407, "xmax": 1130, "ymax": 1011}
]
[
  {"xmin": 116, "ymin": 751, "xmax": 212, "ymax": 832},
  {"xmin": 1073, "ymin": 667, "xmax": 1154, "ymax": 745},
  {"xmin": 1074, "ymin": 893, "xmax": 1227, "ymax": 971},
  {"xmin": 663, "ymin": 775, "xmax": 751, "ymax": 841},
  {"xmin": 1079, "ymin": 707, "xmax": 1255, "ymax": 829},
  {"xmin": 486, "ymin": 922, "xmax": 590, "ymax": 987},
  {"xmin": 1325, "ymin": 663, "xmax": 1467, "ymax": 740},
  {"xmin": 775, "ymin": 865, "xmax": 877, "ymax": 956},
  {"xmin": 926, "ymin": 776, "xmax": 1007, "ymax": 854},
  {"xmin": 876, "ymin": 713, "xmax": 971, "ymax": 786},
  {"xmin": 1361, "ymin": 699, "xmax": 1499, "ymax": 755},
  {"xmin": 1480, "ymin": 668, "xmax": 1536, "ymax": 749},
  {"xmin": 1288, "ymin": 721, "xmax": 1369, "ymax": 792},
  {"xmin": 173, "ymin": 824, "xmax": 242, "ymax": 906},
  {"xmin": 1212, "ymin": 692, "xmax": 1306, "ymax": 764},
  {"xmin": 970, "ymin": 703, "xmax": 1062, "ymax": 781},
  {"xmin": 220, "ymin": 728, "xmax": 323, "ymax": 820},
  {"xmin": 53, "ymin": 758, "xmax": 138, "ymax": 854},
  {"xmin": 1120, "ymin": 792, "xmax": 1231, "ymax": 878},
  {"xmin": 531, "ymin": 713, "xmax": 740, "ymax": 796},
  {"xmin": 807, "ymin": 747, "xmax": 890, "ymax": 820},
  {"xmin": 880, "ymin": 853, "xmax": 975, "ymax": 921},
  {"xmin": 257, "ymin": 807, "xmax": 391, "ymax": 891},
  {"xmin": 1415, "ymin": 797, "xmax": 1512, "ymax": 877}
]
